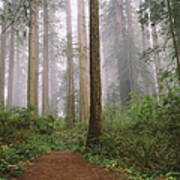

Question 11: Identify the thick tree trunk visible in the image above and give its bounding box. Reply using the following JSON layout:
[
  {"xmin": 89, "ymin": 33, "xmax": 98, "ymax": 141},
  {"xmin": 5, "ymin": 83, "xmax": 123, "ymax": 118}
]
[
  {"xmin": 86, "ymin": 0, "xmax": 102, "ymax": 146},
  {"xmin": 77, "ymin": 0, "xmax": 90, "ymax": 122},
  {"xmin": 7, "ymin": 25, "xmax": 15, "ymax": 108},
  {"xmin": 66, "ymin": 0, "xmax": 75, "ymax": 127},
  {"xmin": 28, "ymin": 0, "xmax": 38, "ymax": 114},
  {"xmin": 42, "ymin": 1, "xmax": 49, "ymax": 115},
  {"xmin": 0, "ymin": 0, "xmax": 8, "ymax": 105}
]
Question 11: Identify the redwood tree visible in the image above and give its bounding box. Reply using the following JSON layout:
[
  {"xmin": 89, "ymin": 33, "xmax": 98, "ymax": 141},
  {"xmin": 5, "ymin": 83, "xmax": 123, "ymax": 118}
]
[
  {"xmin": 7, "ymin": 25, "xmax": 15, "ymax": 108},
  {"xmin": 42, "ymin": 0, "xmax": 49, "ymax": 115},
  {"xmin": 28, "ymin": 0, "xmax": 38, "ymax": 114},
  {"xmin": 86, "ymin": 0, "xmax": 102, "ymax": 147},
  {"xmin": 77, "ymin": 0, "xmax": 90, "ymax": 122},
  {"xmin": 0, "ymin": 0, "xmax": 8, "ymax": 105},
  {"xmin": 65, "ymin": 0, "xmax": 75, "ymax": 127}
]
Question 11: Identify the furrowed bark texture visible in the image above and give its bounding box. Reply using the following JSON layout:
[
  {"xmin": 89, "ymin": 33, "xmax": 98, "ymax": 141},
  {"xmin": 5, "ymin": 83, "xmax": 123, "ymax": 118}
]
[{"xmin": 86, "ymin": 0, "xmax": 102, "ymax": 146}]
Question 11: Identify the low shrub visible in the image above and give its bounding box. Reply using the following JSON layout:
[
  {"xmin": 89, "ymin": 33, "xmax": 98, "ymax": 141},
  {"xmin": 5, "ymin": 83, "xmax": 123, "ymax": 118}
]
[
  {"xmin": 0, "ymin": 107, "xmax": 62, "ymax": 179},
  {"xmin": 81, "ymin": 89, "xmax": 180, "ymax": 179}
]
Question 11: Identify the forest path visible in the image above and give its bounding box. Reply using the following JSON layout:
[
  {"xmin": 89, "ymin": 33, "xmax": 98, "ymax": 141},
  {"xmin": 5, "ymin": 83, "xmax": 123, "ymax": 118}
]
[{"xmin": 18, "ymin": 150, "xmax": 126, "ymax": 180}]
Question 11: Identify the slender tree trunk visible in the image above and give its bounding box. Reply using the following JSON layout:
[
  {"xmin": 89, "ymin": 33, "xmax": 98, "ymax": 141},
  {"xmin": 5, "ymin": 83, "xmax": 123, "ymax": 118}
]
[
  {"xmin": 141, "ymin": 26, "xmax": 147, "ymax": 50},
  {"xmin": 50, "ymin": 61, "xmax": 57, "ymax": 115},
  {"xmin": 49, "ymin": 40, "xmax": 57, "ymax": 115},
  {"xmin": 140, "ymin": 0, "xmax": 154, "ymax": 95},
  {"xmin": 77, "ymin": 0, "xmax": 90, "ymax": 122},
  {"xmin": 167, "ymin": 0, "xmax": 180, "ymax": 80},
  {"xmin": 66, "ymin": 0, "xmax": 75, "ymax": 127},
  {"xmin": 28, "ymin": 0, "xmax": 38, "ymax": 114},
  {"xmin": 7, "ymin": 25, "xmax": 15, "ymax": 108},
  {"xmin": 13, "ymin": 35, "xmax": 20, "ymax": 106},
  {"xmin": 151, "ymin": 25, "xmax": 164, "ymax": 101},
  {"xmin": 48, "ymin": 4, "xmax": 57, "ymax": 116},
  {"xmin": 86, "ymin": 0, "xmax": 102, "ymax": 147},
  {"xmin": 126, "ymin": 0, "xmax": 136, "ymax": 91},
  {"xmin": 174, "ymin": 3, "xmax": 180, "ymax": 56},
  {"xmin": 42, "ymin": 0, "xmax": 49, "ymax": 115},
  {"xmin": 101, "ymin": 31, "xmax": 107, "ymax": 104},
  {"xmin": 36, "ymin": 6, "xmax": 40, "ymax": 114},
  {"xmin": 0, "ymin": 0, "xmax": 8, "ymax": 105},
  {"xmin": 114, "ymin": 0, "xmax": 131, "ymax": 105}
]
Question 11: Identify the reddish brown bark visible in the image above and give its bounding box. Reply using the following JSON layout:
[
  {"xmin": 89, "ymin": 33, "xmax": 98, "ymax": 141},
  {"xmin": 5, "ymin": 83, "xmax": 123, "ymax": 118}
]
[{"xmin": 86, "ymin": 0, "xmax": 102, "ymax": 146}]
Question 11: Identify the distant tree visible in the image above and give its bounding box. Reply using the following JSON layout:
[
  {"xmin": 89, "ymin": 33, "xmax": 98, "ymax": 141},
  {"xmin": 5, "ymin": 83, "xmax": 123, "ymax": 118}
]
[
  {"xmin": 13, "ymin": 36, "xmax": 21, "ymax": 107},
  {"xmin": 86, "ymin": 0, "xmax": 102, "ymax": 147},
  {"xmin": 65, "ymin": 0, "xmax": 75, "ymax": 127},
  {"xmin": 139, "ymin": 0, "xmax": 180, "ymax": 83},
  {"xmin": 42, "ymin": 0, "xmax": 49, "ymax": 115},
  {"xmin": 49, "ymin": 6, "xmax": 58, "ymax": 116},
  {"xmin": 7, "ymin": 24, "xmax": 15, "ymax": 108},
  {"xmin": 77, "ymin": 0, "xmax": 90, "ymax": 122},
  {"xmin": 167, "ymin": 0, "xmax": 180, "ymax": 80},
  {"xmin": 28, "ymin": 0, "xmax": 38, "ymax": 114},
  {"xmin": 0, "ymin": 0, "xmax": 8, "ymax": 105}
]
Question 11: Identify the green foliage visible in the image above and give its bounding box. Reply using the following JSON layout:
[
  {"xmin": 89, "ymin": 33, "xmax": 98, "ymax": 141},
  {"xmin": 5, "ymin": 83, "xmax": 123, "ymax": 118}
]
[
  {"xmin": 81, "ymin": 89, "xmax": 180, "ymax": 179},
  {"xmin": 0, "ymin": 88, "xmax": 179, "ymax": 179},
  {"xmin": 57, "ymin": 121, "xmax": 88, "ymax": 151},
  {"xmin": 0, "ymin": 107, "xmax": 62, "ymax": 179}
]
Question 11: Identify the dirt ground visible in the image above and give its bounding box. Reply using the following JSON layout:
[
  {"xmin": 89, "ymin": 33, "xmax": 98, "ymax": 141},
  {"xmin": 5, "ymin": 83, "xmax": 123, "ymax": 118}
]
[{"xmin": 18, "ymin": 150, "xmax": 127, "ymax": 180}]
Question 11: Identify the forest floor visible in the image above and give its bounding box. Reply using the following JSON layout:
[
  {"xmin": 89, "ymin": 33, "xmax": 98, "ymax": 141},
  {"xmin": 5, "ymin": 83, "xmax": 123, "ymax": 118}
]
[{"xmin": 17, "ymin": 150, "xmax": 126, "ymax": 180}]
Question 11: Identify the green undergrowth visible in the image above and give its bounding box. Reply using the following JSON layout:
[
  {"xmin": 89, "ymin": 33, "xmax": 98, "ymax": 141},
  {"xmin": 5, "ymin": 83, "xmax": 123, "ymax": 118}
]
[
  {"xmin": 77, "ymin": 88, "xmax": 180, "ymax": 179},
  {"xmin": 0, "ymin": 107, "xmax": 64, "ymax": 179},
  {"xmin": 0, "ymin": 87, "xmax": 179, "ymax": 180},
  {"xmin": 0, "ymin": 106, "xmax": 88, "ymax": 179}
]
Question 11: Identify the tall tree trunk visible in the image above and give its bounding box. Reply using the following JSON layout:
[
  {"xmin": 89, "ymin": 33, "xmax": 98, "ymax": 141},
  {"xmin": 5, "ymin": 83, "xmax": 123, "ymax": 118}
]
[
  {"xmin": 114, "ymin": 0, "xmax": 131, "ymax": 105},
  {"xmin": 151, "ymin": 25, "xmax": 164, "ymax": 101},
  {"xmin": 146, "ymin": 0, "xmax": 160, "ymax": 100},
  {"xmin": 101, "ymin": 31, "xmax": 107, "ymax": 104},
  {"xmin": 13, "ymin": 35, "xmax": 21, "ymax": 107},
  {"xmin": 50, "ymin": 61, "xmax": 58, "ymax": 115},
  {"xmin": 77, "ymin": 0, "xmax": 90, "ymax": 122},
  {"xmin": 36, "ymin": 6, "xmax": 40, "ymax": 114},
  {"xmin": 66, "ymin": 0, "xmax": 75, "ymax": 127},
  {"xmin": 0, "ymin": 0, "xmax": 8, "ymax": 105},
  {"xmin": 28, "ymin": 0, "xmax": 38, "ymax": 114},
  {"xmin": 167, "ymin": 0, "xmax": 180, "ymax": 80},
  {"xmin": 140, "ymin": 0, "xmax": 148, "ymax": 50},
  {"xmin": 173, "ymin": 1, "xmax": 180, "ymax": 56},
  {"xmin": 42, "ymin": 0, "xmax": 49, "ymax": 115},
  {"xmin": 7, "ymin": 25, "xmax": 15, "ymax": 108},
  {"xmin": 48, "ymin": 3, "xmax": 58, "ymax": 116},
  {"xmin": 126, "ymin": 0, "xmax": 136, "ymax": 91},
  {"xmin": 49, "ymin": 38, "xmax": 57, "ymax": 115},
  {"xmin": 86, "ymin": 0, "xmax": 102, "ymax": 146}
]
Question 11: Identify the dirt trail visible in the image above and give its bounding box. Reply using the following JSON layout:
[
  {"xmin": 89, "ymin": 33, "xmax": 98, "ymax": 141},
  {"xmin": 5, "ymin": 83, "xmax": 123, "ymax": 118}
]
[{"xmin": 18, "ymin": 150, "xmax": 126, "ymax": 180}]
